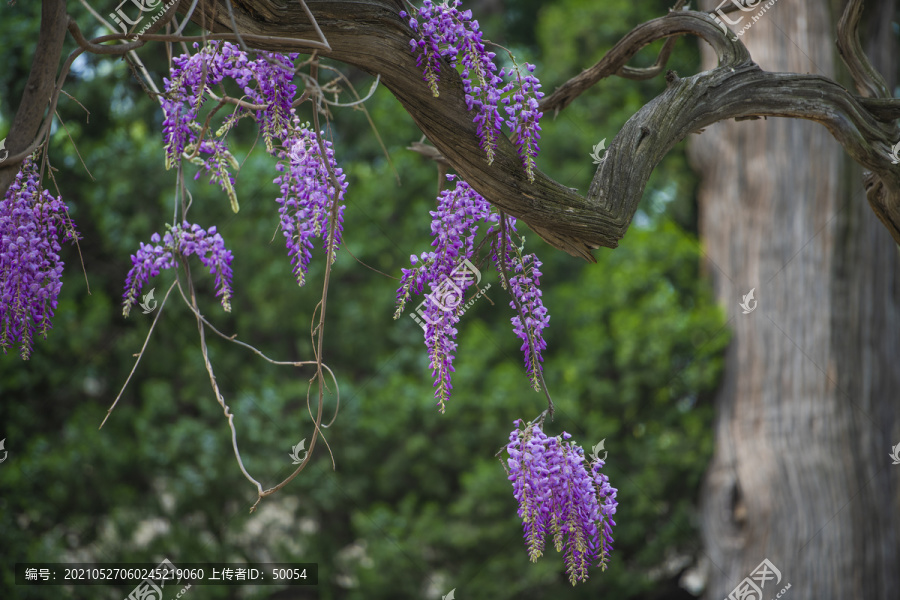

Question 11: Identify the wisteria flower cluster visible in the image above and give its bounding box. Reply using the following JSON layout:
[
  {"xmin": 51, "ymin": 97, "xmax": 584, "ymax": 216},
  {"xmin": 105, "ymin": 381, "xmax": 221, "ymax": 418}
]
[
  {"xmin": 394, "ymin": 176, "xmax": 495, "ymax": 411},
  {"xmin": 133, "ymin": 41, "xmax": 349, "ymax": 315},
  {"xmin": 394, "ymin": 176, "xmax": 548, "ymax": 411},
  {"xmin": 506, "ymin": 419, "xmax": 618, "ymax": 585},
  {"xmin": 122, "ymin": 221, "xmax": 234, "ymax": 317},
  {"xmin": 401, "ymin": 0, "xmax": 544, "ymax": 181},
  {"xmin": 502, "ymin": 63, "xmax": 543, "ymax": 181},
  {"xmin": 491, "ymin": 220, "xmax": 548, "ymax": 390},
  {"xmin": 185, "ymin": 138, "xmax": 241, "ymax": 213},
  {"xmin": 162, "ymin": 41, "xmax": 298, "ymax": 208},
  {"xmin": 0, "ymin": 158, "xmax": 78, "ymax": 359},
  {"xmin": 274, "ymin": 122, "xmax": 347, "ymax": 287}
]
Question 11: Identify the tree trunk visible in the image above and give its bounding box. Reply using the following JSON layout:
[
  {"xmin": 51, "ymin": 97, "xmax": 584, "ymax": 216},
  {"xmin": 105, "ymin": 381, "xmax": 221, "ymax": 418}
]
[{"xmin": 690, "ymin": 1, "xmax": 900, "ymax": 598}]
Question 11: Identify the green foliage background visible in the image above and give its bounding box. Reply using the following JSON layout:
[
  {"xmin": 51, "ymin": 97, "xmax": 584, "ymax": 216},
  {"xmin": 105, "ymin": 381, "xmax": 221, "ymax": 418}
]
[{"xmin": 0, "ymin": 1, "xmax": 728, "ymax": 598}]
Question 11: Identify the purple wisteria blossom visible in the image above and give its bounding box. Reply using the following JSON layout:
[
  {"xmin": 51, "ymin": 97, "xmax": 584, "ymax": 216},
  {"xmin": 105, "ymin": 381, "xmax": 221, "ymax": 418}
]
[
  {"xmin": 274, "ymin": 123, "xmax": 347, "ymax": 287},
  {"xmin": 0, "ymin": 158, "xmax": 78, "ymax": 359},
  {"xmin": 401, "ymin": 1, "xmax": 544, "ymax": 180},
  {"xmin": 162, "ymin": 41, "xmax": 298, "ymax": 206},
  {"xmin": 489, "ymin": 214, "xmax": 549, "ymax": 389},
  {"xmin": 502, "ymin": 62, "xmax": 543, "ymax": 181},
  {"xmin": 149, "ymin": 42, "xmax": 351, "ymax": 316},
  {"xmin": 501, "ymin": 250, "xmax": 548, "ymax": 387},
  {"xmin": 511, "ymin": 253, "xmax": 548, "ymax": 388},
  {"xmin": 395, "ymin": 177, "xmax": 551, "ymax": 410},
  {"xmin": 394, "ymin": 176, "xmax": 495, "ymax": 411},
  {"xmin": 122, "ymin": 221, "xmax": 234, "ymax": 317},
  {"xmin": 506, "ymin": 420, "xmax": 618, "ymax": 585},
  {"xmin": 190, "ymin": 138, "xmax": 240, "ymax": 212}
]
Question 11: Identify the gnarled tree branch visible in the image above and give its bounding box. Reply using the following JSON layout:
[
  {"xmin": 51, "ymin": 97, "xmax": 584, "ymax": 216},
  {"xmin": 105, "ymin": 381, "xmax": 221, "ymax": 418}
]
[
  {"xmin": 182, "ymin": 2, "xmax": 899, "ymax": 255},
  {"xmin": 6, "ymin": 2, "xmax": 898, "ymax": 257},
  {"xmin": 0, "ymin": 0, "xmax": 68, "ymax": 196},
  {"xmin": 837, "ymin": 0, "xmax": 891, "ymax": 99},
  {"xmin": 188, "ymin": 0, "xmax": 613, "ymax": 260}
]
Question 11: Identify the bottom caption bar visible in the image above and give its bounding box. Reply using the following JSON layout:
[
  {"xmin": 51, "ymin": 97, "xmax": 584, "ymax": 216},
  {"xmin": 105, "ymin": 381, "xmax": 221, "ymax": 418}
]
[{"xmin": 16, "ymin": 559, "xmax": 318, "ymax": 586}]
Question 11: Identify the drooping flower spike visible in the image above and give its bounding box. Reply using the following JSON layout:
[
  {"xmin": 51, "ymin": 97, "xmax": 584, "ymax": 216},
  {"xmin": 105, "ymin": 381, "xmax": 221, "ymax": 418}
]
[
  {"xmin": 122, "ymin": 221, "xmax": 234, "ymax": 317},
  {"xmin": 490, "ymin": 214, "xmax": 549, "ymax": 390},
  {"xmin": 273, "ymin": 122, "xmax": 347, "ymax": 287},
  {"xmin": 506, "ymin": 419, "xmax": 618, "ymax": 585},
  {"xmin": 401, "ymin": 0, "xmax": 544, "ymax": 181},
  {"xmin": 395, "ymin": 176, "xmax": 495, "ymax": 412},
  {"xmin": 394, "ymin": 176, "xmax": 549, "ymax": 411},
  {"xmin": 502, "ymin": 61, "xmax": 543, "ymax": 182},
  {"xmin": 0, "ymin": 157, "xmax": 79, "ymax": 359},
  {"xmin": 162, "ymin": 41, "xmax": 299, "ymax": 209}
]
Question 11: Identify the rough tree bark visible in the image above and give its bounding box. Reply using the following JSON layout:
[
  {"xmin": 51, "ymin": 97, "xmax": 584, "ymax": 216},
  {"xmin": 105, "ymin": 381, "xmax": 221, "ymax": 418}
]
[
  {"xmin": 690, "ymin": 1, "xmax": 899, "ymax": 598},
  {"xmin": 4, "ymin": 2, "xmax": 899, "ymax": 259},
  {"xmin": 0, "ymin": 0, "xmax": 67, "ymax": 196},
  {"xmin": 178, "ymin": 1, "xmax": 900, "ymax": 258}
]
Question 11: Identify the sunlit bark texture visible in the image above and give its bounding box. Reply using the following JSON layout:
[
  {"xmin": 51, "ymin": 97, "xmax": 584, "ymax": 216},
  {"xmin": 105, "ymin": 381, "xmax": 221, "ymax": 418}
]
[{"xmin": 690, "ymin": 1, "xmax": 900, "ymax": 598}]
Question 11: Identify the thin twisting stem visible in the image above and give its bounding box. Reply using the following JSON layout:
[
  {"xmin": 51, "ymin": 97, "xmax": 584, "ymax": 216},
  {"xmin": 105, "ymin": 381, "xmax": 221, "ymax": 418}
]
[
  {"xmin": 179, "ymin": 269, "xmax": 264, "ymax": 494},
  {"xmin": 252, "ymin": 58, "xmax": 344, "ymax": 510},
  {"xmin": 100, "ymin": 281, "xmax": 177, "ymax": 429},
  {"xmin": 174, "ymin": 0, "xmax": 202, "ymax": 36},
  {"xmin": 78, "ymin": 0, "xmax": 161, "ymax": 95}
]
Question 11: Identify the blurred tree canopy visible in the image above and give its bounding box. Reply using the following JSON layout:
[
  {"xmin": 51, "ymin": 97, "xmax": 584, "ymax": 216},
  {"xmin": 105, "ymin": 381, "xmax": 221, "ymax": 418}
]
[{"xmin": 0, "ymin": 1, "xmax": 727, "ymax": 598}]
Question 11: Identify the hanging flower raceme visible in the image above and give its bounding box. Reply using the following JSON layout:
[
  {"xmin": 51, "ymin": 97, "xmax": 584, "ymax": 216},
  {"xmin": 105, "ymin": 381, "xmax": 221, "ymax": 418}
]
[
  {"xmin": 186, "ymin": 138, "xmax": 241, "ymax": 213},
  {"xmin": 273, "ymin": 123, "xmax": 347, "ymax": 287},
  {"xmin": 506, "ymin": 419, "xmax": 618, "ymax": 585},
  {"xmin": 491, "ymin": 216, "xmax": 549, "ymax": 390},
  {"xmin": 122, "ymin": 221, "xmax": 234, "ymax": 317},
  {"xmin": 394, "ymin": 176, "xmax": 550, "ymax": 411},
  {"xmin": 395, "ymin": 176, "xmax": 495, "ymax": 412},
  {"xmin": 0, "ymin": 158, "xmax": 79, "ymax": 359},
  {"xmin": 401, "ymin": 0, "xmax": 544, "ymax": 181},
  {"xmin": 161, "ymin": 41, "xmax": 299, "ymax": 210},
  {"xmin": 502, "ymin": 63, "xmax": 543, "ymax": 181}
]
